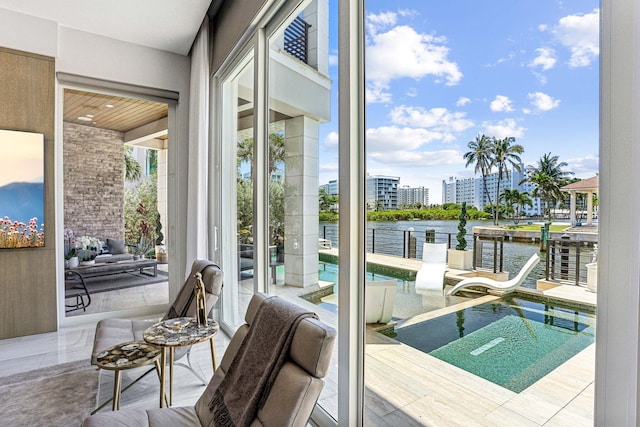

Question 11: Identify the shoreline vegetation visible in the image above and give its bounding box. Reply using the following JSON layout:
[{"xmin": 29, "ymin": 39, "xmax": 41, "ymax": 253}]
[
  {"xmin": 319, "ymin": 208, "xmax": 569, "ymax": 233},
  {"xmin": 320, "ymin": 206, "xmax": 491, "ymax": 223}
]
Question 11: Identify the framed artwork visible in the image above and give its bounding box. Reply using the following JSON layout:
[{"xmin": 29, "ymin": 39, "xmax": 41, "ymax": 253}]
[{"xmin": 0, "ymin": 129, "xmax": 45, "ymax": 248}]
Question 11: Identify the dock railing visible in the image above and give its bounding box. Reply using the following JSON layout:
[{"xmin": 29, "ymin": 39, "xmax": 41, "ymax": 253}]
[
  {"xmin": 545, "ymin": 237, "xmax": 595, "ymax": 286},
  {"xmin": 472, "ymin": 235, "xmax": 505, "ymax": 273}
]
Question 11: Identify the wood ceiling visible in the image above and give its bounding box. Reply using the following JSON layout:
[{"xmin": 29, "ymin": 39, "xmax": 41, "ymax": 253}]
[{"xmin": 63, "ymin": 89, "xmax": 168, "ymax": 134}]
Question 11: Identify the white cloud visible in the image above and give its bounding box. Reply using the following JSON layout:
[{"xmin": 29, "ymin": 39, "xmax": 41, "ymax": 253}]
[
  {"xmin": 406, "ymin": 88, "xmax": 418, "ymax": 98},
  {"xmin": 390, "ymin": 106, "xmax": 474, "ymax": 134},
  {"xmin": 490, "ymin": 95, "xmax": 514, "ymax": 112},
  {"xmin": 366, "ymin": 126, "xmax": 445, "ymax": 152},
  {"xmin": 528, "ymin": 92, "xmax": 561, "ymax": 111},
  {"xmin": 456, "ymin": 97, "xmax": 471, "ymax": 107},
  {"xmin": 366, "ymin": 25, "xmax": 463, "ymax": 89},
  {"xmin": 530, "ymin": 47, "xmax": 557, "ymax": 71},
  {"xmin": 319, "ymin": 163, "xmax": 339, "ymax": 173},
  {"xmin": 482, "ymin": 119, "xmax": 526, "ymax": 139},
  {"xmin": 323, "ymin": 131, "xmax": 339, "ymax": 149},
  {"xmin": 328, "ymin": 53, "xmax": 338, "ymax": 67},
  {"xmin": 368, "ymin": 149, "xmax": 462, "ymax": 168},
  {"xmin": 366, "ymin": 82, "xmax": 392, "ymax": 104},
  {"xmin": 554, "ymin": 9, "xmax": 600, "ymax": 67},
  {"xmin": 366, "ymin": 11, "xmax": 397, "ymax": 35},
  {"xmin": 566, "ymin": 153, "xmax": 599, "ymax": 176}
]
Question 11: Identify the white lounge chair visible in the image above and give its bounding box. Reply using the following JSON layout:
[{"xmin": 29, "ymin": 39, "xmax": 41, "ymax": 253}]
[
  {"xmin": 447, "ymin": 253, "xmax": 540, "ymax": 296},
  {"xmin": 365, "ymin": 280, "xmax": 397, "ymax": 323},
  {"xmin": 415, "ymin": 243, "xmax": 448, "ymax": 291}
]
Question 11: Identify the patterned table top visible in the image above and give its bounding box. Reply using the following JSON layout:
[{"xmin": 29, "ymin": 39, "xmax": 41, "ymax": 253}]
[
  {"xmin": 143, "ymin": 317, "xmax": 219, "ymax": 347},
  {"xmin": 95, "ymin": 340, "xmax": 162, "ymax": 370}
]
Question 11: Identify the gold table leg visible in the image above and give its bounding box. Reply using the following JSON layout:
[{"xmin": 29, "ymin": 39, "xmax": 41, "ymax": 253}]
[
  {"xmin": 159, "ymin": 348, "xmax": 166, "ymax": 408},
  {"xmin": 209, "ymin": 337, "xmax": 217, "ymax": 371},
  {"xmin": 113, "ymin": 370, "xmax": 122, "ymax": 411},
  {"xmin": 169, "ymin": 347, "xmax": 175, "ymax": 406}
]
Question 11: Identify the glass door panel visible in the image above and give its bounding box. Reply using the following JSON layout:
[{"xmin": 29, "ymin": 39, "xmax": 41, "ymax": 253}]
[
  {"xmin": 266, "ymin": 0, "xmax": 337, "ymax": 420},
  {"xmin": 220, "ymin": 54, "xmax": 255, "ymax": 330}
]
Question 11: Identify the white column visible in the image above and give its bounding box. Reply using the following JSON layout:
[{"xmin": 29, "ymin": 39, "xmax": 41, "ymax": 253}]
[
  {"xmin": 596, "ymin": 0, "xmax": 640, "ymax": 424},
  {"xmin": 284, "ymin": 116, "xmax": 319, "ymax": 288},
  {"xmin": 569, "ymin": 191, "xmax": 577, "ymax": 226},
  {"xmin": 586, "ymin": 191, "xmax": 594, "ymax": 225}
]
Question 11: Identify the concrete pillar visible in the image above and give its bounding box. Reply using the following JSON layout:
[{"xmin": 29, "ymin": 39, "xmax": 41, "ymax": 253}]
[
  {"xmin": 284, "ymin": 116, "xmax": 319, "ymax": 287},
  {"xmin": 586, "ymin": 191, "xmax": 594, "ymax": 225},
  {"xmin": 569, "ymin": 191, "xmax": 577, "ymax": 226},
  {"xmin": 303, "ymin": 0, "xmax": 329, "ymax": 77}
]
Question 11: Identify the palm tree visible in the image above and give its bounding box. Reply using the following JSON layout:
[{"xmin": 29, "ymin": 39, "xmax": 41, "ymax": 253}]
[
  {"xmin": 124, "ymin": 145, "xmax": 142, "ymax": 182},
  {"xmin": 524, "ymin": 153, "xmax": 574, "ymax": 222},
  {"xmin": 463, "ymin": 135, "xmax": 494, "ymax": 209},
  {"xmin": 501, "ymin": 188, "xmax": 532, "ymax": 224},
  {"xmin": 491, "ymin": 137, "xmax": 524, "ymax": 225}
]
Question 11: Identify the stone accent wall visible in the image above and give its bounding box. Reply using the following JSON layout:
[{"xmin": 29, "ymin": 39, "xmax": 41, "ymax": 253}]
[{"xmin": 64, "ymin": 122, "xmax": 125, "ymax": 241}]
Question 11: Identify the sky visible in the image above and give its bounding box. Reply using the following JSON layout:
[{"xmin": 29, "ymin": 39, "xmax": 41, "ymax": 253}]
[
  {"xmin": 0, "ymin": 129, "xmax": 44, "ymax": 187},
  {"xmin": 317, "ymin": 0, "xmax": 600, "ymax": 203}
]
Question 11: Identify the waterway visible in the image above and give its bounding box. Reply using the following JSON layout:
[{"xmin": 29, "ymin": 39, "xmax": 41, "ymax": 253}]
[{"xmin": 319, "ymin": 220, "xmax": 578, "ymax": 288}]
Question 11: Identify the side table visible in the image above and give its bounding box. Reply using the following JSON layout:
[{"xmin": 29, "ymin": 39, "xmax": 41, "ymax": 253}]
[
  {"xmin": 94, "ymin": 340, "xmax": 162, "ymax": 411},
  {"xmin": 144, "ymin": 317, "xmax": 219, "ymax": 407}
]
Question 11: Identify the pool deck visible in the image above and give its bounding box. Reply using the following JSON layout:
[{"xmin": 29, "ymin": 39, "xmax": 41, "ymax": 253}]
[{"xmin": 322, "ymin": 247, "xmax": 596, "ymax": 426}]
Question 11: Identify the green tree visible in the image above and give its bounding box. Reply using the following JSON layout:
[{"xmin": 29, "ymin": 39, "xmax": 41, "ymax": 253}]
[
  {"xmin": 319, "ymin": 188, "xmax": 339, "ymax": 213},
  {"xmin": 456, "ymin": 202, "xmax": 468, "ymax": 250},
  {"xmin": 524, "ymin": 153, "xmax": 574, "ymax": 222},
  {"xmin": 501, "ymin": 188, "xmax": 532, "ymax": 224},
  {"xmin": 491, "ymin": 137, "xmax": 524, "ymax": 226},
  {"xmin": 464, "ymin": 135, "xmax": 494, "ymax": 210},
  {"xmin": 124, "ymin": 173, "xmax": 157, "ymax": 246},
  {"xmin": 124, "ymin": 145, "xmax": 142, "ymax": 182}
]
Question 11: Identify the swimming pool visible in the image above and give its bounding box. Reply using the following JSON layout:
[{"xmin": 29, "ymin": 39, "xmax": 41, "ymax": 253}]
[{"xmin": 393, "ymin": 295, "xmax": 595, "ymax": 393}]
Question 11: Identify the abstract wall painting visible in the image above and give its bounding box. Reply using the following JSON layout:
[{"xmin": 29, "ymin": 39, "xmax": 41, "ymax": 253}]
[{"xmin": 0, "ymin": 129, "xmax": 45, "ymax": 248}]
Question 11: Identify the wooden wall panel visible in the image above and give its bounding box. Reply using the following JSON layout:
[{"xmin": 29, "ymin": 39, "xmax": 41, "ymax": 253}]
[{"xmin": 0, "ymin": 47, "xmax": 56, "ymax": 339}]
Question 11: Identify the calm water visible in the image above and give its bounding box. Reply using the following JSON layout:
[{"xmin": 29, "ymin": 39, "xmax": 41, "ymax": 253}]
[{"xmin": 319, "ymin": 220, "xmax": 553, "ymax": 288}]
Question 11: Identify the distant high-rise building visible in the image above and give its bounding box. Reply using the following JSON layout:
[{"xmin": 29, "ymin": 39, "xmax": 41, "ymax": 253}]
[
  {"xmin": 441, "ymin": 164, "xmax": 543, "ymax": 216},
  {"xmin": 366, "ymin": 175, "xmax": 399, "ymax": 210},
  {"xmin": 398, "ymin": 185, "xmax": 429, "ymax": 207}
]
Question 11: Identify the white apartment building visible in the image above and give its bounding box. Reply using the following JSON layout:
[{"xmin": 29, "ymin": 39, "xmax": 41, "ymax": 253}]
[
  {"xmin": 442, "ymin": 164, "xmax": 543, "ymax": 216},
  {"xmin": 398, "ymin": 185, "xmax": 429, "ymax": 207}
]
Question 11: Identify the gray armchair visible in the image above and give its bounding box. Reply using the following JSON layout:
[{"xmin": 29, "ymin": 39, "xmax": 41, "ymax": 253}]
[{"xmin": 83, "ymin": 292, "xmax": 336, "ymax": 427}]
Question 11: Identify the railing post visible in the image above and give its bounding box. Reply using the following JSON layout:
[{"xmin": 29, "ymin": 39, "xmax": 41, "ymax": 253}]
[
  {"xmin": 371, "ymin": 229, "xmax": 375, "ymax": 254},
  {"xmin": 473, "ymin": 234, "xmax": 479, "ymax": 269},
  {"xmin": 560, "ymin": 234, "xmax": 570, "ymax": 280},
  {"xmin": 499, "ymin": 237, "xmax": 504, "ymax": 273},
  {"xmin": 545, "ymin": 241, "xmax": 551, "ymax": 280},
  {"xmin": 493, "ymin": 237, "xmax": 498, "ymax": 274},
  {"xmin": 575, "ymin": 243, "xmax": 581, "ymax": 285},
  {"xmin": 402, "ymin": 230, "xmax": 406, "ymax": 258},
  {"xmin": 447, "ymin": 233, "xmax": 452, "ymax": 249},
  {"xmin": 407, "ymin": 227, "xmax": 416, "ymax": 259}
]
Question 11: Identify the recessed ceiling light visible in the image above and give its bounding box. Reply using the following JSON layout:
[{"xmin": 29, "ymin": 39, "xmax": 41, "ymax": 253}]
[
  {"xmin": 77, "ymin": 116, "xmax": 92, "ymax": 122},
  {"xmin": 105, "ymin": 104, "xmax": 114, "ymax": 108}
]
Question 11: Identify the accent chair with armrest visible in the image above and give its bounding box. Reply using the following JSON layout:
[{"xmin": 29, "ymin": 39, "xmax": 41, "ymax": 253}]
[
  {"xmin": 83, "ymin": 292, "xmax": 337, "ymax": 427},
  {"xmin": 90, "ymin": 260, "xmax": 224, "ymax": 395}
]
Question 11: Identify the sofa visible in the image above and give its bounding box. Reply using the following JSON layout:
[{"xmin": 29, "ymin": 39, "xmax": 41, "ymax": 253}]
[{"xmin": 94, "ymin": 238, "xmax": 134, "ymax": 263}]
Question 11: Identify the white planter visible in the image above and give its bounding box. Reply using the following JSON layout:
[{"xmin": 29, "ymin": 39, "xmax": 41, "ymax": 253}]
[
  {"xmin": 447, "ymin": 249, "xmax": 473, "ymax": 270},
  {"xmin": 67, "ymin": 256, "xmax": 79, "ymax": 268},
  {"xmin": 586, "ymin": 262, "xmax": 598, "ymax": 292}
]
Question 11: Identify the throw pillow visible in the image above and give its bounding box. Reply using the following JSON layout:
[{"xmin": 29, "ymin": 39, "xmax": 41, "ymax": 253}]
[{"xmin": 106, "ymin": 238, "xmax": 126, "ymax": 255}]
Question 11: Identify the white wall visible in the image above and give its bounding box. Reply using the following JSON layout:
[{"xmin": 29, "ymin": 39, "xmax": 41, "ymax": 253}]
[{"xmin": 0, "ymin": 6, "xmax": 192, "ymax": 318}]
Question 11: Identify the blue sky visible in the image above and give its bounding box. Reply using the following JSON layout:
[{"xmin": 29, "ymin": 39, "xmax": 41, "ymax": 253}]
[{"xmin": 318, "ymin": 0, "xmax": 600, "ymax": 203}]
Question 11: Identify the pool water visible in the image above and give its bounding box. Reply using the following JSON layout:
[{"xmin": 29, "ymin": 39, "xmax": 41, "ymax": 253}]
[{"xmin": 393, "ymin": 295, "xmax": 595, "ymax": 393}]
